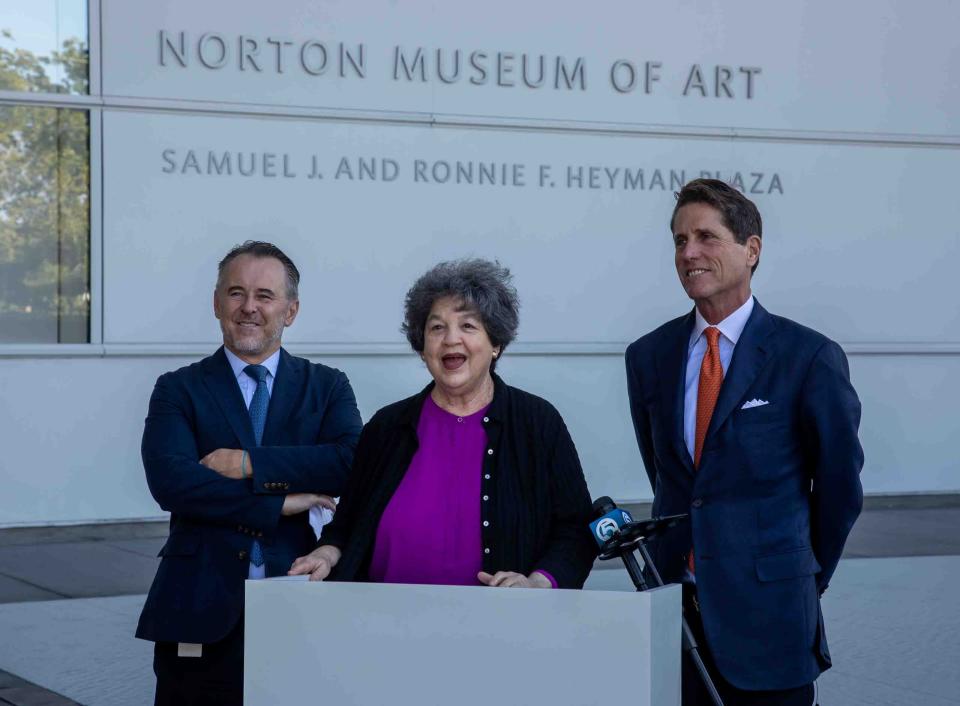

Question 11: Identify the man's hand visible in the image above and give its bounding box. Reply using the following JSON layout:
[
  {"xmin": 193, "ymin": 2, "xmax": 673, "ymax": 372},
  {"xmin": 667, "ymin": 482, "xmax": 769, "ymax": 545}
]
[
  {"xmin": 477, "ymin": 570, "xmax": 553, "ymax": 589},
  {"xmin": 289, "ymin": 545, "xmax": 342, "ymax": 581},
  {"xmin": 281, "ymin": 493, "xmax": 337, "ymax": 516},
  {"xmin": 199, "ymin": 448, "xmax": 246, "ymax": 479}
]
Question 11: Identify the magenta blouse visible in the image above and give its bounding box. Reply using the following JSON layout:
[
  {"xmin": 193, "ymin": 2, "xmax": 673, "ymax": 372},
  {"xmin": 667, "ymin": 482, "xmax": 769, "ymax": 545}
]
[{"xmin": 368, "ymin": 395, "xmax": 488, "ymax": 585}]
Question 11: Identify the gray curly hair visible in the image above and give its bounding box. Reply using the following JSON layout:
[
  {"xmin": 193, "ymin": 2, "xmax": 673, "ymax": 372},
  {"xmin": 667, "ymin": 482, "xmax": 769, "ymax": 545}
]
[{"xmin": 402, "ymin": 258, "xmax": 520, "ymax": 372}]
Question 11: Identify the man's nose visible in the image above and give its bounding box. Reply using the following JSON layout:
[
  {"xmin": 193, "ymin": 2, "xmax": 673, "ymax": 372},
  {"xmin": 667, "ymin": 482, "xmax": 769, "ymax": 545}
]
[
  {"xmin": 679, "ymin": 242, "xmax": 700, "ymax": 260},
  {"xmin": 240, "ymin": 295, "xmax": 258, "ymax": 312}
]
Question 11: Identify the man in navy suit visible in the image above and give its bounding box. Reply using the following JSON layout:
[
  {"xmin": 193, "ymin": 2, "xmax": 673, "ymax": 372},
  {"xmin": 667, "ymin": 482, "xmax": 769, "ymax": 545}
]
[
  {"xmin": 137, "ymin": 241, "xmax": 362, "ymax": 706},
  {"xmin": 626, "ymin": 180, "xmax": 863, "ymax": 705}
]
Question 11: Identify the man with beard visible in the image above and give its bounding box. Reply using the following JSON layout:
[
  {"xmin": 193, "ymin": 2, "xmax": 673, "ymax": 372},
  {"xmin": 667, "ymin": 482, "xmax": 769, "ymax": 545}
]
[{"xmin": 137, "ymin": 241, "xmax": 362, "ymax": 706}]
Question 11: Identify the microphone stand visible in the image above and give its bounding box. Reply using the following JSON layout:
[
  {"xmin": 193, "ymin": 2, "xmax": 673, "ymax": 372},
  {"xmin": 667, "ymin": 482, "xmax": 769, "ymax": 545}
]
[{"xmin": 598, "ymin": 516, "xmax": 724, "ymax": 706}]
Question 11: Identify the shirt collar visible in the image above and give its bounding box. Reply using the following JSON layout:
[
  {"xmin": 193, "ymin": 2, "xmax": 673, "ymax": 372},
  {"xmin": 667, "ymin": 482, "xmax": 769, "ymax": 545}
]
[
  {"xmin": 223, "ymin": 346, "xmax": 281, "ymax": 381},
  {"xmin": 689, "ymin": 295, "xmax": 755, "ymax": 350}
]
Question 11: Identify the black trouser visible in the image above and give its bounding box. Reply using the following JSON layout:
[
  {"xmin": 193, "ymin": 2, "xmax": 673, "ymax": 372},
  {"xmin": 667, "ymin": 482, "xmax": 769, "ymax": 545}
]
[
  {"xmin": 153, "ymin": 620, "xmax": 244, "ymax": 706},
  {"xmin": 682, "ymin": 585, "xmax": 814, "ymax": 706}
]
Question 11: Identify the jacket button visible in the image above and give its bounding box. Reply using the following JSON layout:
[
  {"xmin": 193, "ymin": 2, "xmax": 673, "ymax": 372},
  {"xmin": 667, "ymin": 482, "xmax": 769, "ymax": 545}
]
[
  {"xmin": 487, "ymin": 449, "xmax": 494, "ymax": 455},
  {"xmin": 691, "ymin": 498, "xmax": 704, "ymax": 508},
  {"xmin": 238, "ymin": 550, "xmax": 249, "ymax": 561}
]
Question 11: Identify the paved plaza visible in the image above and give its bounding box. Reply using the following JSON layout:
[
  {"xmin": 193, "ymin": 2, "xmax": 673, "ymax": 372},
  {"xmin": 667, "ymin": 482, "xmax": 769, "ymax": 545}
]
[{"xmin": 0, "ymin": 504, "xmax": 958, "ymax": 705}]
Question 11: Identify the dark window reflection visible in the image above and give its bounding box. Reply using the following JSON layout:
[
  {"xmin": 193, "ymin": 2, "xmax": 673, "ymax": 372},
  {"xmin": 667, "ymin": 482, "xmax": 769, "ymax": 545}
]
[
  {"xmin": 0, "ymin": 1, "xmax": 89, "ymax": 94},
  {"xmin": 0, "ymin": 106, "xmax": 90, "ymax": 343}
]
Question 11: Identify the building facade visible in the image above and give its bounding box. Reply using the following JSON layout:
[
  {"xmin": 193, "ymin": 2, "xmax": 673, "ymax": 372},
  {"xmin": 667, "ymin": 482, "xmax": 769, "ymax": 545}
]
[{"xmin": 1, "ymin": 0, "xmax": 958, "ymax": 526}]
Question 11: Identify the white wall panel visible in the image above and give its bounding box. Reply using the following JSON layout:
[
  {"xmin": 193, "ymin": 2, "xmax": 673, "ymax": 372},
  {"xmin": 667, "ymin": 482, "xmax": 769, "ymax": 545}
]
[{"xmin": 102, "ymin": 110, "xmax": 960, "ymax": 346}]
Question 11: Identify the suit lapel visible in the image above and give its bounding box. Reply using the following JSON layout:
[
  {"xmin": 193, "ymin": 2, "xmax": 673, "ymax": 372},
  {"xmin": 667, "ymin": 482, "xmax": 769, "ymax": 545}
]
[
  {"xmin": 706, "ymin": 300, "xmax": 775, "ymax": 441},
  {"xmin": 263, "ymin": 348, "xmax": 301, "ymax": 445},
  {"xmin": 657, "ymin": 310, "xmax": 696, "ymax": 475},
  {"xmin": 202, "ymin": 347, "xmax": 256, "ymax": 448}
]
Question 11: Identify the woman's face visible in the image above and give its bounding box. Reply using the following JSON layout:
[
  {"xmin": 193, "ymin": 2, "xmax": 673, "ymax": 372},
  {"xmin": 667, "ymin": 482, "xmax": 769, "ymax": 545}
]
[{"xmin": 422, "ymin": 296, "xmax": 499, "ymax": 398}]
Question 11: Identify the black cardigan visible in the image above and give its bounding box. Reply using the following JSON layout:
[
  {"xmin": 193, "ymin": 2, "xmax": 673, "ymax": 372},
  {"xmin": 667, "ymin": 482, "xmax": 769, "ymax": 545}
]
[{"xmin": 320, "ymin": 374, "xmax": 597, "ymax": 588}]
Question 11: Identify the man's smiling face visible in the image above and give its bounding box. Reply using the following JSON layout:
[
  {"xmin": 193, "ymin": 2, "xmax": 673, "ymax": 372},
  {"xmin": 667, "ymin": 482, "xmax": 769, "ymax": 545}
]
[
  {"xmin": 672, "ymin": 201, "xmax": 760, "ymax": 322},
  {"xmin": 213, "ymin": 254, "xmax": 299, "ymax": 364}
]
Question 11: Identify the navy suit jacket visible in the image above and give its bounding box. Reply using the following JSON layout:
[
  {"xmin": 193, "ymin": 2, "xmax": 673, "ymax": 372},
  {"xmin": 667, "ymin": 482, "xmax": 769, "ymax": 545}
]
[
  {"xmin": 136, "ymin": 347, "xmax": 362, "ymax": 644},
  {"xmin": 625, "ymin": 300, "xmax": 863, "ymax": 690}
]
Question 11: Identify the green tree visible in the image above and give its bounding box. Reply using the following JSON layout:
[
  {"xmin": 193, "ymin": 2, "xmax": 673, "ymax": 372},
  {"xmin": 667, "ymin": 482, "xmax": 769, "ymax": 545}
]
[{"xmin": 0, "ymin": 31, "xmax": 90, "ymax": 342}]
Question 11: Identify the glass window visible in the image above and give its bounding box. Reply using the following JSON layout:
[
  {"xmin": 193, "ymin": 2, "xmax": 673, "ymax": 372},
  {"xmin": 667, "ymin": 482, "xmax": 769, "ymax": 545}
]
[
  {"xmin": 0, "ymin": 106, "xmax": 90, "ymax": 343},
  {"xmin": 0, "ymin": 0, "xmax": 89, "ymax": 94}
]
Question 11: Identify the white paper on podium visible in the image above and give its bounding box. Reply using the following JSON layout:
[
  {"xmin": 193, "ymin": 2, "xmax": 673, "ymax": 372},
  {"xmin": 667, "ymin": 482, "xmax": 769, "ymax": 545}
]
[{"xmin": 245, "ymin": 580, "xmax": 681, "ymax": 706}]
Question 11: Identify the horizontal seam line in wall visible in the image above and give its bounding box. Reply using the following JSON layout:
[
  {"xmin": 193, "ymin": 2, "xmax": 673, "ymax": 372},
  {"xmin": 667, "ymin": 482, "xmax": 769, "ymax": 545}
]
[
  {"xmin": 2, "ymin": 343, "xmax": 960, "ymax": 357},
  {"xmin": 1, "ymin": 92, "xmax": 958, "ymax": 148}
]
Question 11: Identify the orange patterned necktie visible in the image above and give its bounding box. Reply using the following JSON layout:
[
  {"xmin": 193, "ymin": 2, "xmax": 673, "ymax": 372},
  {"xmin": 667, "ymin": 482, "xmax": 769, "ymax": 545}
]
[
  {"xmin": 694, "ymin": 327, "xmax": 723, "ymax": 468},
  {"xmin": 689, "ymin": 326, "xmax": 723, "ymax": 573}
]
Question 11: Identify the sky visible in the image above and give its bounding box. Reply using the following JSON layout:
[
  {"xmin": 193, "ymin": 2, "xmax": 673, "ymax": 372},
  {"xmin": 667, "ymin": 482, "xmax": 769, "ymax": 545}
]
[{"xmin": 1, "ymin": 0, "xmax": 87, "ymax": 88}]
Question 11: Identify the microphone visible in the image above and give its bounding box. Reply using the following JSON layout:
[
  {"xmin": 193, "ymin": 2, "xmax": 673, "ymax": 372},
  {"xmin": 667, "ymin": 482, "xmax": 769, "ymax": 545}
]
[
  {"xmin": 589, "ymin": 496, "xmax": 634, "ymax": 547},
  {"xmin": 590, "ymin": 496, "xmax": 650, "ymax": 590},
  {"xmin": 590, "ymin": 496, "xmax": 723, "ymax": 705}
]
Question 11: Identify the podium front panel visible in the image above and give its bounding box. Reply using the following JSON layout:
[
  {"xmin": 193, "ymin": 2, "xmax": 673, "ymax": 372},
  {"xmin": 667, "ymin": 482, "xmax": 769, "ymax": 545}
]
[{"xmin": 245, "ymin": 580, "xmax": 680, "ymax": 706}]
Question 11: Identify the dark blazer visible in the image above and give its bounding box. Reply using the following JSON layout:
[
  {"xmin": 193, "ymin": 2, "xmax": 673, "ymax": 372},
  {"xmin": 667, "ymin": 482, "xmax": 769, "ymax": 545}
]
[
  {"xmin": 320, "ymin": 375, "xmax": 597, "ymax": 588},
  {"xmin": 136, "ymin": 347, "xmax": 362, "ymax": 644},
  {"xmin": 625, "ymin": 300, "xmax": 863, "ymax": 691}
]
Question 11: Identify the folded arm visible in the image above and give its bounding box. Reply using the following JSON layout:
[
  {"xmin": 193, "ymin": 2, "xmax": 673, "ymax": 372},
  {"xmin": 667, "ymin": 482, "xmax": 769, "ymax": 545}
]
[
  {"xmin": 247, "ymin": 371, "xmax": 362, "ymax": 496},
  {"xmin": 141, "ymin": 374, "xmax": 284, "ymax": 531}
]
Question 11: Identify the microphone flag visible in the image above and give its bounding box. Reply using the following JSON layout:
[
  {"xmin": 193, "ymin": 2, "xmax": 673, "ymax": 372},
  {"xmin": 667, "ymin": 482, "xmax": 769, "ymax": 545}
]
[{"xmin": 589, "ymin": 508, "xmax": 634, "ymax": 547}]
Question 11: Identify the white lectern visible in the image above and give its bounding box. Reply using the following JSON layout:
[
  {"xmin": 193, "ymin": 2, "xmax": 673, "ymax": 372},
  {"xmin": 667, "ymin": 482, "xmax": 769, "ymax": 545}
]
[{"xmin": 245, "ymin": 579, "xmax": 680, "ymax": 706}]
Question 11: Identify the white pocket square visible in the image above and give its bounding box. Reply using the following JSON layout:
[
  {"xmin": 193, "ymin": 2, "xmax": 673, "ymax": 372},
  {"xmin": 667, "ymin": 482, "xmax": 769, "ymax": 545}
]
[{"xmin": 741, "ymin": 399, "xmax": 769, "ymax": 410}]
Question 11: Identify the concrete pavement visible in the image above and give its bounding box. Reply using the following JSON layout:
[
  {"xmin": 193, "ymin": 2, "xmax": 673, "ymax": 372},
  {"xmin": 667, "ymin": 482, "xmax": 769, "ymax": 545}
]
[{"xmin": 1, "ymin": 503, "xmax": 958, "ymax": 705}]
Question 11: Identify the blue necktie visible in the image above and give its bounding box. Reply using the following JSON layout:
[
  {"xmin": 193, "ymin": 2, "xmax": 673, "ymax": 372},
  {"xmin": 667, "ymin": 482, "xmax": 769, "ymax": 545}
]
[{"xmin": 245, "ymin": 364, "xmax": 269, "ymax": 568}]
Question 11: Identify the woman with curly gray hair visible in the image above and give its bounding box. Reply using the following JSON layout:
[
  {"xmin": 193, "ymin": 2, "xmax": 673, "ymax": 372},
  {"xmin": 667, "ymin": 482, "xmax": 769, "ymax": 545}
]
[{"xmin": 290, "ymin": 258, "xmax": 596, "ymax": 589}]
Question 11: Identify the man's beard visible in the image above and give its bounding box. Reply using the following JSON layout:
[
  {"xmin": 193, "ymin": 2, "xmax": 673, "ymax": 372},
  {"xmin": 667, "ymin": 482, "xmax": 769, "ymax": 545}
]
[{"xmin": 222, "ymin": 320, "xmax": 283, "ymax": 356}]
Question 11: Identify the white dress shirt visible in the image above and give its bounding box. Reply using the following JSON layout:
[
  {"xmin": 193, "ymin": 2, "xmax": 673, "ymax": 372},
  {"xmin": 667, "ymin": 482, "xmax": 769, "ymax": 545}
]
[{"xmin": 683, "ymin": 296, "xmax": 755, "ymax": 461}]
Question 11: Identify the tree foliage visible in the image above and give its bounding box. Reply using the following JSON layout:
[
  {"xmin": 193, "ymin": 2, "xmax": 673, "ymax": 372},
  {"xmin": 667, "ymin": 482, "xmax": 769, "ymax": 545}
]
[{"xmin": 0, "ymin": 31, "xmax": 90, "ymax": 342}]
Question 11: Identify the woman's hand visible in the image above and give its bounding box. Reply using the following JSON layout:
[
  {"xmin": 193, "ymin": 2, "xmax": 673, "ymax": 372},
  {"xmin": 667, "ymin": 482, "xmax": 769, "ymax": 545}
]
[
  {"xmin": 477, "ymin": 570, "xmax": 553, "ymax": 589},
  {"xmin": 289, "ymin": 545, "xmax": 342, "ymax": 581}
]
